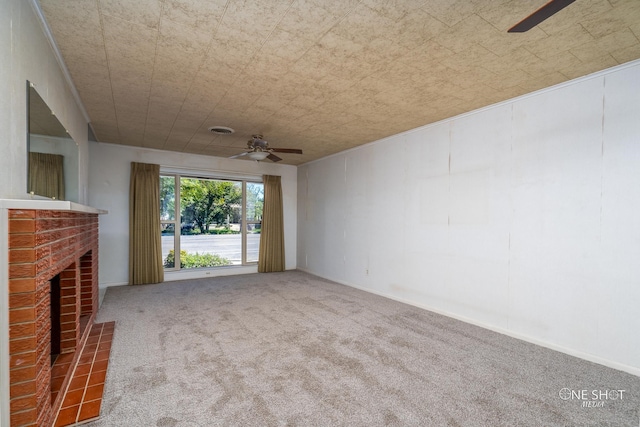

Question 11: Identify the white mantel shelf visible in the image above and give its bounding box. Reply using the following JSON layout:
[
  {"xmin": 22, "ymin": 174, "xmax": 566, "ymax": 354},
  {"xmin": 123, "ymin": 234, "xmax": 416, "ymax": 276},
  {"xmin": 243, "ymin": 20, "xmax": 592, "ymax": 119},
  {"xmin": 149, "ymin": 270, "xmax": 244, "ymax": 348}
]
[{"xmin": 0, "ymin": 199, "xmax": 108, "ymax": 214}]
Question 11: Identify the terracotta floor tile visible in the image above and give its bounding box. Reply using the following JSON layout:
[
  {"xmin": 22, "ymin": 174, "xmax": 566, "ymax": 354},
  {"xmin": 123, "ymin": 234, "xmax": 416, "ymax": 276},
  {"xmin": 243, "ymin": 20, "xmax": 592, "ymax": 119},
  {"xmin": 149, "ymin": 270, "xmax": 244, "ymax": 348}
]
[
  {"xmin": 61, "ymin": 388, "xmax": 84, "ymax": 408},
  {"xmin": 92, "ymin": 360, "xmax": 109, "ymax": 372},
  {"xmin": 68, "ymin": 374, "xmax": 89, "ymax": 391},
  {"xmin": 88, "ymin": 371, "xmax": 107, "ymax": 386},
  {"xmin": 94, "ymin": 350, "xmax": 111, "ymax": 362},
  {"xmin": 75, "ymin": 363, "xmax": 92, "ymax": 376},
  {"xmin": 86, "ymin": 336, "xmax": 100, "ymax": 345},
  {"xmin": 78, "ymin": 353, "xmax": 94, "ymax": 365},
  {"xmin": 84, "ymin": 384, "xmax": 105, "ymax": 401},
  {"xmin": 54, "ymin": 404, "xmax": 79, "ymax": 427},
  {"xmin": 84, "ymin": 343, "xmax": 98, "ymax": 353},
  {"xmin": 78, "ymin": 399, "xmax": 102, "ymax": 422}
]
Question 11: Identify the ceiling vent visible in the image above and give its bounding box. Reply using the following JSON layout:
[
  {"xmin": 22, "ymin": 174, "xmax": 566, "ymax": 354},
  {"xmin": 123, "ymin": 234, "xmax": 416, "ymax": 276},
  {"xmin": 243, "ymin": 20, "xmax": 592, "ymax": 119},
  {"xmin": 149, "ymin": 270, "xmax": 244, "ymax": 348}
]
[{"xmin": 208, "ymin": 126, "xmax": 235, "ymax": 135}]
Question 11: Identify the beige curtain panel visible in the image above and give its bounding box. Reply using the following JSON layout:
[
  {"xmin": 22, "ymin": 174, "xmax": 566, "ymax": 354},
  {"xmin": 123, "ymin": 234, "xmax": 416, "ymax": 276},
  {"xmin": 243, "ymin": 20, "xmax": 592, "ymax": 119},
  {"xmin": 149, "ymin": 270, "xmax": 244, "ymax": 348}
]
[
  {"xmin": 28, "ymin": 152, "xmax": 65, "ymax": 200},
  {"xmin": 258, "ymin": 175, "xmax": 285, "ymax": 273},
  {"xmin": 129, "ymin": 162, "xmax": 164, "ymax": 285}
]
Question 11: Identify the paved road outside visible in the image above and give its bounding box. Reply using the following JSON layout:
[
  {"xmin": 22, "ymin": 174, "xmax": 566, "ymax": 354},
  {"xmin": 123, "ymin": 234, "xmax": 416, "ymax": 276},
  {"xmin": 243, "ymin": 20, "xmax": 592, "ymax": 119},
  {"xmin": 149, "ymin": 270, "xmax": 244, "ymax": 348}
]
[{"xmin": 161, "ymin": 234, "xmax": 260, "ymax": 265}]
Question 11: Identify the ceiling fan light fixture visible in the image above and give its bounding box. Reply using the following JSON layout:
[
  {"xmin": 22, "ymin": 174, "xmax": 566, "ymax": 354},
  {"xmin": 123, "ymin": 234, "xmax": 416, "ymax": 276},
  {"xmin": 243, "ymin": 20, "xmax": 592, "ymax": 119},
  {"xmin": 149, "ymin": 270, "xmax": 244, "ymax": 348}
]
[
  {"xmin": 247, "ymin": 151, "xmax": 269, "ymax": 161},
  {"xmin": 208, "ymin": 126, "xmax": 235, "ymax": 135}
]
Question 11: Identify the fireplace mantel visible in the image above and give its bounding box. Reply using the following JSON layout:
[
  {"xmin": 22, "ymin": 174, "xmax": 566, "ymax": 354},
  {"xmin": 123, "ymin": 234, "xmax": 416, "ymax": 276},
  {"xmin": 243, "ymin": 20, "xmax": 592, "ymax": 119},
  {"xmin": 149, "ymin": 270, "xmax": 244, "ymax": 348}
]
[{"xmin": 0, "ymin": 199, "xmax": 108, "ymax": 215}]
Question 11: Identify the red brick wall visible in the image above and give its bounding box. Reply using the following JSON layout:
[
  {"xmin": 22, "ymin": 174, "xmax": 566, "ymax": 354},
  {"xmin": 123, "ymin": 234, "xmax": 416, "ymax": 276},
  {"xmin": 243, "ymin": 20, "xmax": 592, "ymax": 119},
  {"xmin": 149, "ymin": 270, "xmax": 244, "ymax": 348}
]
[{"xmin": 8, "ymin": 210, "xmax": 99, "ymax": 427}]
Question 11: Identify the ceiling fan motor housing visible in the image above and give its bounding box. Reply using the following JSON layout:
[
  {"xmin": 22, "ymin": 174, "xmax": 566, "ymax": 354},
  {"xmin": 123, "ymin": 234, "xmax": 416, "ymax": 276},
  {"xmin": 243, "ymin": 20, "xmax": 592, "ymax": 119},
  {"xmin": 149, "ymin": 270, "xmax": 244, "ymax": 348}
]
[
  {"xmin": 249, "ymin": 135, "xmax": 269, "ymax": 150},
  {"xmin": 231, "ymin": 134, "xmax": 302, "ymax": 162}
]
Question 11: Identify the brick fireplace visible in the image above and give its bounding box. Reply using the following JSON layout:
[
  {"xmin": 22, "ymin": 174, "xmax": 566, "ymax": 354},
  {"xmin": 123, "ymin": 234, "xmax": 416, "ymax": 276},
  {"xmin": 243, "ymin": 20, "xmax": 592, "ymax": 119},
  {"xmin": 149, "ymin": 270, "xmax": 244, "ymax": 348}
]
[{"xmin": 7, "ymin": 209, "xmax": 100, "ymax": 426}]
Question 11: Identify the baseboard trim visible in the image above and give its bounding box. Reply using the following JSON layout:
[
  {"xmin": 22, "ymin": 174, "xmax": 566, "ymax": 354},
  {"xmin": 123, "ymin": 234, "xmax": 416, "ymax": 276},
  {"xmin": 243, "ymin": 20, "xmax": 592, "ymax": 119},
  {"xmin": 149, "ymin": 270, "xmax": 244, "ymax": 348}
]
[
  {"xmin": 99, "ymin": 281, "xmax": 128, "ymax": 289},
  {"xmin": 297, "ymin": 268, "xmax": 640, "ymax": 378}
]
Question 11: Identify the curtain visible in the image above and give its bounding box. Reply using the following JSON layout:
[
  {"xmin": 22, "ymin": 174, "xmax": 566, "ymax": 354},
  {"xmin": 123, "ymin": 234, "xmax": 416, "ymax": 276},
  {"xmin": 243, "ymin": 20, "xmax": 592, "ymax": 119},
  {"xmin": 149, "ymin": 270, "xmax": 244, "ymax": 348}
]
[
  {"xmin": 258, "ymin": 175, "xmax": 285, "ymax": 272},
  {"xmin": 29, "ymin": 152, "xmax": 65, "ymax": 200},
  {"xmin": 129, "ymin": 162, "xmax": 164, "ymax": 285}
]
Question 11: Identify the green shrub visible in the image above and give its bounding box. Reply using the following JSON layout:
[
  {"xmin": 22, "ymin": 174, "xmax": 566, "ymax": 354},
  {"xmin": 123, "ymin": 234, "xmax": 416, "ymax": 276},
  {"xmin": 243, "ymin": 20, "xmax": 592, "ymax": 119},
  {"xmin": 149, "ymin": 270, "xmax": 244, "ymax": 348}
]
[
  {"xmin": 207, "ymin": 228, "xmax": 238, "ymax": 235},
  {"xmin": 164, "ymin": 250, "xmax": 232, "ymax": 268},
  {"xmin": 180, "ymin": 229, "xmax": 198, "ymax": 235}
]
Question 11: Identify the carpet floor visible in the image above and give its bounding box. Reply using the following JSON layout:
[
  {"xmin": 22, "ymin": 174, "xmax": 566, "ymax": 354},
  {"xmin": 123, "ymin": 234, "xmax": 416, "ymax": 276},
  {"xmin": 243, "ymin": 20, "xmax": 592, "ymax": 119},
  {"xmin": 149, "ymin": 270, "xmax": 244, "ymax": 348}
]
[{"xmin": 87, "ymin": 271, "xmax": 639, "ymax": 426}]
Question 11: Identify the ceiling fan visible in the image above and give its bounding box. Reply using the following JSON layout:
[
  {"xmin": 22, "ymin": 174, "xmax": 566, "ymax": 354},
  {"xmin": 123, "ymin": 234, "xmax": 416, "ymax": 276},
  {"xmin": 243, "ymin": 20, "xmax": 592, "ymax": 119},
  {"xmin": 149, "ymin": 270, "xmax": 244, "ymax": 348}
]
[
  {"xmin": 229, "ymin": 135, "xmax": 303, "ymax": 162},
  {"xmin": 508, "ymin": 0, "xmax": 576, "ymax": 32}
]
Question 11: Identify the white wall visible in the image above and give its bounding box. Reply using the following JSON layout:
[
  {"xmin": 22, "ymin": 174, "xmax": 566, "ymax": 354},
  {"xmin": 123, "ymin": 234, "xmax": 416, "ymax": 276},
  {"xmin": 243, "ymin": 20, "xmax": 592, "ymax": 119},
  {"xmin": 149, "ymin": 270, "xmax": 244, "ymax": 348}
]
[
  {"xmin": 297, "ymin": 60, "xmax": 640, "ymax": 376},
  {"xmin": 89, "ymin": 142, "xmax": 297, "ymax": 288},
  {"xmin": 0, "ymin": 2, "xmax": 90, "ymax": 425}
]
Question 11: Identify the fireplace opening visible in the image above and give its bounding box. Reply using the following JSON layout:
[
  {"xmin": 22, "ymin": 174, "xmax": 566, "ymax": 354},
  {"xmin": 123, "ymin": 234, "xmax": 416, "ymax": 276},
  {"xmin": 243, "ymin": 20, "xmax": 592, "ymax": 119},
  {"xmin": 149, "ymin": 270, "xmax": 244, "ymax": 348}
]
[{"xmin": 50, "ymin": 273, "xmax": 62, "ymax": 365}]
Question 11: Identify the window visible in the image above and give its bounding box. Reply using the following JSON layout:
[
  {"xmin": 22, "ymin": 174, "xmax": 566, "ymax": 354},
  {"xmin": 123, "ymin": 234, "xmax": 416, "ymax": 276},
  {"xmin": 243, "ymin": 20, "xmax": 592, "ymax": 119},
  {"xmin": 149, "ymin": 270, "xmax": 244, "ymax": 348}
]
[{"xmin": 160, "ymin": 173, "xmax": 264, "ymax": 270}]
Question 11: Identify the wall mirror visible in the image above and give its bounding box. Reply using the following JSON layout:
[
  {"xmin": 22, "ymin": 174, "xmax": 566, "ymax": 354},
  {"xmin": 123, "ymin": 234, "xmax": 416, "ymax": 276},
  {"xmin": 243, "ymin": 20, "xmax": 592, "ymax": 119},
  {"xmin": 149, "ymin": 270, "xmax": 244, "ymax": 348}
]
[{"xmin": 27, "ymin": 81, "xmax": 79, "ymax": 202}]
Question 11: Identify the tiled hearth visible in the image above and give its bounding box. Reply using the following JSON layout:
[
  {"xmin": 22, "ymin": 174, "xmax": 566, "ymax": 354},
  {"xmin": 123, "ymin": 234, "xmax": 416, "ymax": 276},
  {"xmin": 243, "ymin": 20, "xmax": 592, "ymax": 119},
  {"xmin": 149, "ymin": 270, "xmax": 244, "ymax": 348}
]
[
  {"xmin": 7, "ymin": 208, "xmax": 106, "ymax": 426},
  {"xmin": 53, "ymin": 321, "xmax": 114, "ymax": 426}
]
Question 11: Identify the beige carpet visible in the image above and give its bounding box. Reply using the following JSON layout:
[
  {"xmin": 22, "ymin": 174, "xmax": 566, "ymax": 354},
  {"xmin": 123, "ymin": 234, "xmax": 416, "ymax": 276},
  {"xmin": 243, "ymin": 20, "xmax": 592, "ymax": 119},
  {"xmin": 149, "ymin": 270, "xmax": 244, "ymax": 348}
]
[{"xmin": 87, "ymin": 271, "xmax": 639, "ymax": 426}]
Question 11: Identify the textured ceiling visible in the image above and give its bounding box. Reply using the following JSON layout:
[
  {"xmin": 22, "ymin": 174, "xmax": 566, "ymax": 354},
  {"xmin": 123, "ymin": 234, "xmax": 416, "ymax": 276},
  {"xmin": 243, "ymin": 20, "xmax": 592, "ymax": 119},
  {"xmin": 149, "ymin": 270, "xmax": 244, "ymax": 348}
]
[{"xmin": 38, "ymin": 0, "xmax": 640, "ymax": 165}]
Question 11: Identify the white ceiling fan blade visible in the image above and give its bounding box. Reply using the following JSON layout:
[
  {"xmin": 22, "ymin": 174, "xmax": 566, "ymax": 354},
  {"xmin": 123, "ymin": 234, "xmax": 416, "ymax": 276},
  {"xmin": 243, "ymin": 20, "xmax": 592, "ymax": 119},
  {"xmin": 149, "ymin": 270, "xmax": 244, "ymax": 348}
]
[{"xmin": 229, "ymin": 151, "xmax": 249, "ymax": 159}]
